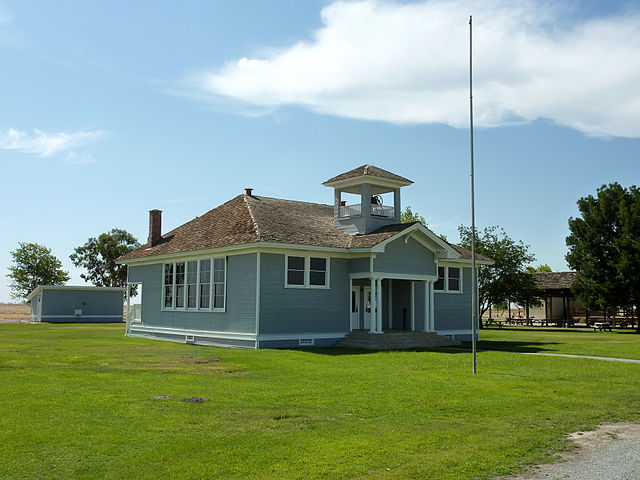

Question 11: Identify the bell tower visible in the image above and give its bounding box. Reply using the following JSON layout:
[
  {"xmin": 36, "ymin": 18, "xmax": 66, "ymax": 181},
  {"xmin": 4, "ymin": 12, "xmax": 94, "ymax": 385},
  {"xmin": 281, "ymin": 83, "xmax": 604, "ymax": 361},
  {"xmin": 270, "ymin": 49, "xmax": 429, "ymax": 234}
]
[{"xmin": 322, "ymin": 164, "xmax": 413, "ymax": 235}]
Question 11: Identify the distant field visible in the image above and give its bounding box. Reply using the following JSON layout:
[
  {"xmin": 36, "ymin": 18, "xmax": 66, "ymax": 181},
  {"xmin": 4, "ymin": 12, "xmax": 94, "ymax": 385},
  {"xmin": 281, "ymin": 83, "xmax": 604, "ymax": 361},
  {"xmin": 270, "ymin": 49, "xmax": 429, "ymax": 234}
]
[{"xmin": 0, "ymin": 303, "xmax": 29, "ymax": 321}]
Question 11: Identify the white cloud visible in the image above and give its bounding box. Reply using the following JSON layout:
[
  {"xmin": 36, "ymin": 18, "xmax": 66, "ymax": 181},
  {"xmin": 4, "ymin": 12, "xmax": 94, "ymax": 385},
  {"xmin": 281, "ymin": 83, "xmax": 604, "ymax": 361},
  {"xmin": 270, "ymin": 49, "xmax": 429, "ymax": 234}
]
[
  {"xmin": 191, "ymin": 0, "xmax": 640, "ymax": 138},
  {"xmin": 0, "ymin": 128, "xmax": 103, "ymax": 158}
]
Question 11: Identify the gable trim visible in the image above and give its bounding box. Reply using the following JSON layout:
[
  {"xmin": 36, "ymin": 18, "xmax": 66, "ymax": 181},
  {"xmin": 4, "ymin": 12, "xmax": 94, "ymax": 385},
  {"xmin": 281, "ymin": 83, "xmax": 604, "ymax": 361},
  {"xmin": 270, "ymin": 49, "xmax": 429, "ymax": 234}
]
[{"xmin": 371, "ymin": 223, "xmax": 459, "ymax": 258}]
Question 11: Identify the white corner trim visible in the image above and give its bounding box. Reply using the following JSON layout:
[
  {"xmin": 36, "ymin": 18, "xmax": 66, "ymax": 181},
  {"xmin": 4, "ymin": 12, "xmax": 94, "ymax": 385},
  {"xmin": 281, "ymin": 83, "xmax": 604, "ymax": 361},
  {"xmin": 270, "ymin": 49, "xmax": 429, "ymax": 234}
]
[{"xmin": 255, "ymin": 252, "xmax": 261, "ymax": 348}]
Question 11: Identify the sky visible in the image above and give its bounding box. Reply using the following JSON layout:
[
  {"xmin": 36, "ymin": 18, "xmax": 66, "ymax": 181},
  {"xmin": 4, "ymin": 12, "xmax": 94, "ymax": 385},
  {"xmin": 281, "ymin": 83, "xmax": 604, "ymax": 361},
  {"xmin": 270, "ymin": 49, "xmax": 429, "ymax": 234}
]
[{"xmin": 1, "ymin": 0, "xmax": 639, "ymax": 302}]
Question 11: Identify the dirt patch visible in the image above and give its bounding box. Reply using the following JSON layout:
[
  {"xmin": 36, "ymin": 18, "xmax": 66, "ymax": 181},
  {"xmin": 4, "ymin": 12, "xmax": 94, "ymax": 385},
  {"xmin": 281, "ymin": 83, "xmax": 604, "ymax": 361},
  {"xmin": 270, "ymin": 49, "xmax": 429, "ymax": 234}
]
[
  {"xmin": 194, "ymin": 357, "xmax": 220, "ymax": 364},
  {"xmin": 501, "ymin": 422, "xmax": 640, "ymax": 479},
  {"xmin": 181, "ymin": 397, "xmax": 209, "ymax": 403}
]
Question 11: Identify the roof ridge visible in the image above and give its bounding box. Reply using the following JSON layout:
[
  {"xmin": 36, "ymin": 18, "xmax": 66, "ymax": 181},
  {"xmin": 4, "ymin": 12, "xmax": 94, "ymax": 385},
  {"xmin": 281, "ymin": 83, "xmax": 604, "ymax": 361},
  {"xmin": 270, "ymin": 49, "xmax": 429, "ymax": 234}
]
[{"xmin": 243, "ymin": 194, "xmax": 261, "ymax": 241}]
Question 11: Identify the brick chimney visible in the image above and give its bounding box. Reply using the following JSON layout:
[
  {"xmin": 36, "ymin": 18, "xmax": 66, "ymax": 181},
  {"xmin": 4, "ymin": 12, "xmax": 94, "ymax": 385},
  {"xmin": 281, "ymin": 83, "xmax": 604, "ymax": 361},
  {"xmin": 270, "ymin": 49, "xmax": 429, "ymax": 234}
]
[
  {"xmin": 148, "ymin": 209, "xmax": 162, "ymax": 246},
  {"xmin": 245, "ymin": 187, "xmax": 253, "ymax": 196}
]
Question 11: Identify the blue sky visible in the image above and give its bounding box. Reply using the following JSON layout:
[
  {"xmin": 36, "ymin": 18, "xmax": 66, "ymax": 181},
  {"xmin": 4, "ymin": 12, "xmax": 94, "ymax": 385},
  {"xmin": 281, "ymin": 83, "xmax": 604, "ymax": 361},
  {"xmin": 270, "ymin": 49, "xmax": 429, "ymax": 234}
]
[{"xmin": 1, "ymin": 0, "xmax": 639, "ymax": 302}]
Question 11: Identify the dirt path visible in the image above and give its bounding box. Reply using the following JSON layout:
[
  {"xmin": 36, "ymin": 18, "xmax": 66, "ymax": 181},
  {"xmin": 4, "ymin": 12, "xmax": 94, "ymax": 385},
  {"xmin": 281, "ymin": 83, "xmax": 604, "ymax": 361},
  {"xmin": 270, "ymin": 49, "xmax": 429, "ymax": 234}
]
[{"xmin": 501, "ymin": 422, "xmax": 640, "ymax": 480}]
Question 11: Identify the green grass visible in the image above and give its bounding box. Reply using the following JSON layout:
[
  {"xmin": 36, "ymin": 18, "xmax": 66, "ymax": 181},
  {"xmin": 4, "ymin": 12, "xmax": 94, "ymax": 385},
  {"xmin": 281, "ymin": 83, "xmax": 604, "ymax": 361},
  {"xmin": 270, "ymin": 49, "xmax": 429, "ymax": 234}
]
[
  {"xmin": 478, "ymin": 327, "xmax": 640, "ymax": 359},
  {"xmin": 1, "ymin": 324, "xmax": 639, "ymax": 480}
]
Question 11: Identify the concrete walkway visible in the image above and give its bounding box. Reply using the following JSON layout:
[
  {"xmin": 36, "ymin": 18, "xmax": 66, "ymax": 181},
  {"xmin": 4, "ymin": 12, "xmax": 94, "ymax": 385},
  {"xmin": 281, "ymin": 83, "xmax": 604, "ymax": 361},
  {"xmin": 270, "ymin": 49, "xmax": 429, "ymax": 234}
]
[
  {"xmin": 513, "ymin": 351, "xmax": 640, "ymax": 364},
  {"xmin": 502, "ymin": 422, "xmax": 640, "ymax": 480},
  {"xmin": 447, "ymin": 347, "xmax": 640, "ymax": 364}
]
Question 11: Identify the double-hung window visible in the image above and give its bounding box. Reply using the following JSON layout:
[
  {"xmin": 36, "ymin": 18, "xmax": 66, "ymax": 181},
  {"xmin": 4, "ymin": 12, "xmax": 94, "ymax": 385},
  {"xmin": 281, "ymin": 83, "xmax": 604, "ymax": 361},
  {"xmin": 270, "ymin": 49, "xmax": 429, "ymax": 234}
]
[
  {"xmin": 434, "ymin": 266, "xmax": 462, "ymax": 293},
  {"xmin": 163, "ymin": 257, "xmax": 225, "ymax": 311},
  {"xmin": 286, "ymin": 255, "xmax": 329, "ymax": 288}
]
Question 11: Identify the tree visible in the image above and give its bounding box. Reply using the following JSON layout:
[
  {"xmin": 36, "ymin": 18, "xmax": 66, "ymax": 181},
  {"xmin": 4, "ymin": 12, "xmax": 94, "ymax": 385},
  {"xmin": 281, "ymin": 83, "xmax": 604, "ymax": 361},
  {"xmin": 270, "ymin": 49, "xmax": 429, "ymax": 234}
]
[
  {"xmin": 7, "ymin": 243, "xmax": 70, "ymax": 300},
  {"xmin": 458, "ymin": 225, "xmax": 540, "ymax": 322},
  {"xmin": 566, "ymin": 183, "xmax": 640, "ymax": 332},
  {"xmin": 525, "ymin": 264, "xmax": 552, "ymax": 273},
  {"xmin": 70, "ymin": 229, "xmax": 140, "ymax": 288},
  {"xmin": 401, "ymin": 206, "xmax": 426, "ymax": 225}
]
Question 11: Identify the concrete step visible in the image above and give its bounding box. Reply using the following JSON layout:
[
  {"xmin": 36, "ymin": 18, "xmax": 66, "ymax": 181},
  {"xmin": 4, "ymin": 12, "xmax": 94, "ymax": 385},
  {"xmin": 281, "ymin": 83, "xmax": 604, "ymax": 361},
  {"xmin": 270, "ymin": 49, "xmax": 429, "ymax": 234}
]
[{"xmin": 335, "ymin": 330, "xmax": 459, "ymax": 350}]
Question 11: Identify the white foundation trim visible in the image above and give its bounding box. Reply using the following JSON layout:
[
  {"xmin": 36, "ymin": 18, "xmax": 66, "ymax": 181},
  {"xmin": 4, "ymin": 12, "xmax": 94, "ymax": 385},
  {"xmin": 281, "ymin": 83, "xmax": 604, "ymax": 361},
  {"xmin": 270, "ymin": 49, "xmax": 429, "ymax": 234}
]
[{"xmin": 129, "ymin": 324, "xmax": 256, "ymax": 341}]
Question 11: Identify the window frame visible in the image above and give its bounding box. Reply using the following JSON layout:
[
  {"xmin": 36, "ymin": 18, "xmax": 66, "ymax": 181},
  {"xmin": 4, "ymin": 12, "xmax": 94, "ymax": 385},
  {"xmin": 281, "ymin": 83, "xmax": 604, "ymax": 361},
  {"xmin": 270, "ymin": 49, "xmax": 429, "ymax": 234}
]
[
  {"xmin": 284, "ymin": 254, "xmax": 330, "ymax": 289},
  {"xmin": 162, "ymin": 256, "xmax": 227, "ymax": 312},
  {"xmin": 433, "ymin": 265, "xmax": 463, "ymax": 294}
]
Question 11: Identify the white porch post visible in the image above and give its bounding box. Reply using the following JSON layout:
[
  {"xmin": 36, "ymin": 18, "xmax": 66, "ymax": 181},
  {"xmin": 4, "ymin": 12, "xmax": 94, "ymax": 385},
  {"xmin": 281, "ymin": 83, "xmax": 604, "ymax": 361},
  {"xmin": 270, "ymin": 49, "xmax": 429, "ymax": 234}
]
[
  {"xmin": 410, "ymin": 281, "xmax": 415, "ymax": 331},
  {"xmin": 376, "ymin": 277, "xmax": 383, "ymax": 333},
  {"xmin": 349, "ymin": 277, "xmax": 353, "ymax": 331},
  {"xmin": 369, "ymin": 276, "xmax": 376, "ymax": 333},
  {"xmin": 429, "ymin": 281, "xmax": 435, "ymax": 331},
  {"xmin": 125, "ymin": 283, "xmax": 131, "ymax": 336},
  {"xmin": 424, "ymin": 281, "xmax": 429, "ymax": 332}
]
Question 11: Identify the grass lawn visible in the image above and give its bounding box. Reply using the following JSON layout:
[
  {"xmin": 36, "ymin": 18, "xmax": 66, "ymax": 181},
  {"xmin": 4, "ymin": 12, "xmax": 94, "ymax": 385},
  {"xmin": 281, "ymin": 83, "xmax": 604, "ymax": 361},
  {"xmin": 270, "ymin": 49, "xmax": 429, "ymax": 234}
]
[
  {"xmin": 1, "ymin": 324, "xmax": 639, "ymax": 480},
  {"xmin": 478, "ymin": 327, "xmax": 640, "ymax": 360}
]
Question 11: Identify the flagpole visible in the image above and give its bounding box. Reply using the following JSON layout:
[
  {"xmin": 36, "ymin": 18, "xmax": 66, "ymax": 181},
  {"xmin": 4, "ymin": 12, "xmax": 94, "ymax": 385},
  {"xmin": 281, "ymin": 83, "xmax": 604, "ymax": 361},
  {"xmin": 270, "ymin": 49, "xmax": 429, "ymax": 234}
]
[{"xmin": 469, "ymin": 15, "xmax": 478, "ymax": 375}]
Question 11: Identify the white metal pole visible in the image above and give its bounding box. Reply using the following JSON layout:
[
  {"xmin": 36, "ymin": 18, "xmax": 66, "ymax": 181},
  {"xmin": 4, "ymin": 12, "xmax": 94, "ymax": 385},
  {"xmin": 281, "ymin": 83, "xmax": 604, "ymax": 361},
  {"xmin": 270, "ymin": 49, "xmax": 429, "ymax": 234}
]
[{"xmin": 469, "ymin": 15, "xmax": 478, "ymax": 375}]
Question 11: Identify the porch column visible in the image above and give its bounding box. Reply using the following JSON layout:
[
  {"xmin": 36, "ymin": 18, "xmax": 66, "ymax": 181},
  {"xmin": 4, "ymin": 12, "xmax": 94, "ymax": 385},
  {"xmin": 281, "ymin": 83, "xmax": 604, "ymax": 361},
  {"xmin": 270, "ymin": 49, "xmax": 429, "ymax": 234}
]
[
  {"xmin": 125, "ymin": 284, "xmax": 131, "ymax": 335},
  {"xmin": 424, "ymin": 281, "xmax": 429, "ymax": 332},
  {"xmin": 376, "ymin": 277, "xmax": 383, "ymax": 333},
  {"xmin": 410, "ymin": 281, "xmax": 415, "ymax": 331},
  {"xmin": 369, "ymin": 277, "xmax": 376, "ymax": 333},
  {"xmin": 349, "ymin": 277, "xmax": 353, "ymax": 331},
  {"xmin": 429, "ymin": 281, "xmax": 435, "ymax": 331}
]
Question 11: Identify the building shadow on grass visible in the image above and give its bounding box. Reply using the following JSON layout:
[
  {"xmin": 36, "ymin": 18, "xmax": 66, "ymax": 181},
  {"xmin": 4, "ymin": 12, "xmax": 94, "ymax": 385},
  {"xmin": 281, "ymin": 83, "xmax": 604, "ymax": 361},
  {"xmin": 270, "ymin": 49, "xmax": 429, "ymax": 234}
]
[{"xmin": 294, "ymin": 340, "xmax": 559, "ymax": 356}]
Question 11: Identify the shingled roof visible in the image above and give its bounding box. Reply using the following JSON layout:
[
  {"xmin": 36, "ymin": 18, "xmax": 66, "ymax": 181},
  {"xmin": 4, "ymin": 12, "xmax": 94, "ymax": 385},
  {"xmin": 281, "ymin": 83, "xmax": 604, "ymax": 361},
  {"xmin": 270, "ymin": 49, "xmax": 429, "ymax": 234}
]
[
  {"xmin": 118, "ymin": 194, "xmax": 482, "ymax": 262},
  {"xmin": 531, "ymin": 271, "xmax": 577, "ymax": 290},
  {"xmin": 322, "ymin": 164, "xmax": 413, "ymax": 186}
]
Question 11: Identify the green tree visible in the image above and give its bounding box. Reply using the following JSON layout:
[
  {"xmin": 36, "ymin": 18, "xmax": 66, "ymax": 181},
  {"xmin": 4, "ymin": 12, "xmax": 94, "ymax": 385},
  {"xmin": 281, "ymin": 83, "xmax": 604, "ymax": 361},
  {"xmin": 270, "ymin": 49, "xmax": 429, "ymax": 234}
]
[
  {"xmin": 525, "ymin": 264, "xmax": 552, "ymax": 273},
  {"xmin": 7, "ymin": 243, "xmax": 70, "ymax": 300},
  {"xmin": 70, "ymin": 229, "xmax": 140, "ymax": 288},
  {"xmin": 458, "ymin": 225, "xmax": 539, "ymax": 322},
  {"xmin": 401, "ymin": 206, "xmax": 426, "ymax": 225},
  {"xmin": 566, "ymin": 183, "xmax": 640, "ymax": 331}
]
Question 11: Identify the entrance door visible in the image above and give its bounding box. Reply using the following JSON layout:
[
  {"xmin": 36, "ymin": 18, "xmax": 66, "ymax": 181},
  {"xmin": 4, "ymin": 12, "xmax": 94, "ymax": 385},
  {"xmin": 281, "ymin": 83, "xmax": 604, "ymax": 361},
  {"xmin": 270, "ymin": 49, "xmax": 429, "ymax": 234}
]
[
  {"xmin": 363, "ymin": 287, "xmax": 372, "ymax": 330},
  {"xmin": 350, "ymin": 287, "xmax": 360, "ymax": 330}
]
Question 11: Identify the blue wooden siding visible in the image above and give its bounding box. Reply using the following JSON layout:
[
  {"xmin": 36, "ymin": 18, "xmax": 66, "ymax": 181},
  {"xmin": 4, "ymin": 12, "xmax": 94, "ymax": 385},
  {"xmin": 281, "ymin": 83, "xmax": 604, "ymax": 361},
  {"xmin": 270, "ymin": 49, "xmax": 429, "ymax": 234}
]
[
  {"xmin": 434, "ymin": 266, "xmax": 472, "ymax": 331},
  {"xmin": 374, "ymin": 237, "xmax": 436, "ymax": 275},
  {"xmin": 128, "ymin": 253, "xmax": 257, "ymax": 333},
  {"xmin": 259, "ymin": 253, "xmax": 350, "ymax": 335},
  {"xmin": 348, "ymin": 256, "xmax": 370, "ymax": 273},
  {"xmin": 39, "ymin": 289, "xmax": 123, "ymax": 323}
]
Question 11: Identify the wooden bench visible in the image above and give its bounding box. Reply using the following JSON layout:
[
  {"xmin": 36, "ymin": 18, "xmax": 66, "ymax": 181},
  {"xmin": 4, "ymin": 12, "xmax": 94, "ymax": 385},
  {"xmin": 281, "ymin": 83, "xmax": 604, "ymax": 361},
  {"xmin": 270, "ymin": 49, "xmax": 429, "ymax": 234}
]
[{"xmin": 593, "ymin": 322, "xmax": 612, "ymax": 332}]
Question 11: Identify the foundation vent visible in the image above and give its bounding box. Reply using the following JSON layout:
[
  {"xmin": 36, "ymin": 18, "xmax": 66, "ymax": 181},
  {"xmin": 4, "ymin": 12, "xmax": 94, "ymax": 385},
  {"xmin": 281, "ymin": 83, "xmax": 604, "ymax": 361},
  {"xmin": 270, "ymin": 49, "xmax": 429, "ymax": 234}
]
[
  {"xmin": 298, "ymin": 338, "xmax": 314, "ymax": 346},
  {"xmin": 185, "ymin": 335, "xmax": 196, "ymax": 344}
]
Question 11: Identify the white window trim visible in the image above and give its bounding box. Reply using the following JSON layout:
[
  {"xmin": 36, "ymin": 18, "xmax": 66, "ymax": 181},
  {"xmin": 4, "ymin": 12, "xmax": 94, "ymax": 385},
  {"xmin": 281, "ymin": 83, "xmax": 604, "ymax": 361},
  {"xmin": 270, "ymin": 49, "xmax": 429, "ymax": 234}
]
[
  {"xmin": 284, "ymin": 254, "xmax": 330, "ymax": 289},
  {"xmin": 161, "ymin": 256, "xmax": 227, "ymax": 312},
  {"xmin": 434, "ymin": 265, "xmax": 463, "ymax": 294}
]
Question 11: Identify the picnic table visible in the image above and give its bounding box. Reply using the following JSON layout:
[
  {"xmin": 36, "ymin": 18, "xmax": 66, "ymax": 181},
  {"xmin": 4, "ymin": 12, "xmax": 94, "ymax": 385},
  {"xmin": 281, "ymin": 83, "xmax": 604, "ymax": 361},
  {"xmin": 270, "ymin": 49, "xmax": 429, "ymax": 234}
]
[
  {"xmin": 484, "ymin": 318, "xmax": 505, "ymax": 328},
  {"xmin": 593, "ymin": 322, "xmax": 612, "ymax": 332}
]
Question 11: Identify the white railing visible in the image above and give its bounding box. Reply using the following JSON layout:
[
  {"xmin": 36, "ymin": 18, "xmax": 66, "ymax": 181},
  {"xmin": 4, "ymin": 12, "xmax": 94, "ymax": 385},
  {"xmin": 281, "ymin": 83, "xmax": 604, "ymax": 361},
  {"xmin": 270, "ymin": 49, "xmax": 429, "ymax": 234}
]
[
  {"xmin": 339, "ymin": 203, "xmax": 394, "ymax": 218},
  {"xmin": 371, "ymin": 204, "xmax": 394, "ymax": 217},
  {"xmin": 339, "ymin": 203, "xmax": 362, "ymax": 217}
]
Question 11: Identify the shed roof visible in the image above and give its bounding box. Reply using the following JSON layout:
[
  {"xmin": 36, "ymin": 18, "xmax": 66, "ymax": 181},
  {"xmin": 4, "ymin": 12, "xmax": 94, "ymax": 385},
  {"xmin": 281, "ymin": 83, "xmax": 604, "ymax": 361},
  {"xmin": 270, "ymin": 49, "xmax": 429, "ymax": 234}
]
[
  {"xmin": 118, "ymin": 194, "xmax": 487, "ymax": 263},
  {"xmin": 26, "ymin": 285, "xmax": 125, "ymax": 301},
  {"xmin": 531, "ymin": 271, "xmax": 577, "ymax": 291}
]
